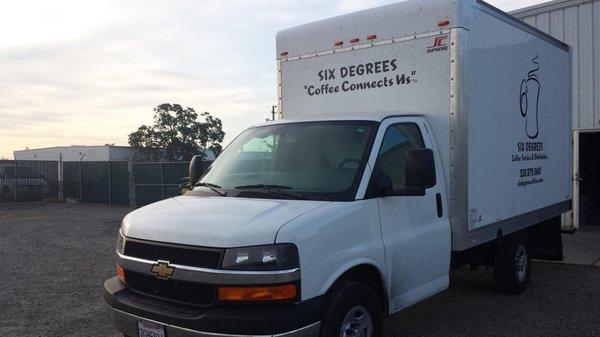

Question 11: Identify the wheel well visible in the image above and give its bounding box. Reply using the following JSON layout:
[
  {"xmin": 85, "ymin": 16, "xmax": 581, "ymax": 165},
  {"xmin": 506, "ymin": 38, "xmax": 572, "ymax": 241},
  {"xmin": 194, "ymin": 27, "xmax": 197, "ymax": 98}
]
[{"xmin": 331, "ymin": 264, "xmax": 388, "ymax": 315}]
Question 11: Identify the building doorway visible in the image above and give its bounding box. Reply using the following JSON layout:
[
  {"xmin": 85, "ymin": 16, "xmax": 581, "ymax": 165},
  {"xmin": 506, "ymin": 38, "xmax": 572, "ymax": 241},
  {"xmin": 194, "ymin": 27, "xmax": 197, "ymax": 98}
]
[{"xmin": 578, "ymin": 131, "xmax": 600, "ymax": 227}]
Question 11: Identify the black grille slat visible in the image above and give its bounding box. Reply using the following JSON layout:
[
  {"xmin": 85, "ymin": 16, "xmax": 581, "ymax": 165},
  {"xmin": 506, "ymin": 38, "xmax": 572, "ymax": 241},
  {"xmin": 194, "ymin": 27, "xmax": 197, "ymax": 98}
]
[
  {"xmin": 123, "ymin": 240, "xmax": 223, "ymax": 269},
  {"xmin": 125, "ymin": 271, "xmax": 215, "ymax": 306}
]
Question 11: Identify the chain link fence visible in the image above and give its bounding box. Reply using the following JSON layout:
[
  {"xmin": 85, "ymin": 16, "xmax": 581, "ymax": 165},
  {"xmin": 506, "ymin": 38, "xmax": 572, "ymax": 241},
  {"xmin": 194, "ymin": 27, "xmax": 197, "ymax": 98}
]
[
  {"xmin": 0, "ymin": 160, "xmax": 59, "ymax": 202},
  {"xmin": 0, "ymin": 160, "xmax": 212, "ymax": 206},
  {"xmin": 132, "ymin": 162, "xmax": 189, "ymax": 206}
]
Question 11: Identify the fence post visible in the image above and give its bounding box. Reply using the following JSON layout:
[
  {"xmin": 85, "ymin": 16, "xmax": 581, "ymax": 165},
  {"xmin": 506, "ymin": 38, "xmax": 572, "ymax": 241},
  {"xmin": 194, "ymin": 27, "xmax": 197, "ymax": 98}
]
[
  {"xmin": 160, "ymin": 162, "xmax": 165, "ymax": 200},
  {"xmin": 13, "ymin": 160, "xmax": 18, "ymax": 202},
  {"xmin": 107, "ymin": 161, "xmax": 112, "ymax": 205},
  {"xmin": 128, "ymin": 160, "xmax": 136, "ymax": 208},
  {"xmin": 78, "ymin": 160, "xmax": 83, "ymax": 202},
  {"xmin": 57, "ymin": 160, "xmax": 64, "ymax": 202}
]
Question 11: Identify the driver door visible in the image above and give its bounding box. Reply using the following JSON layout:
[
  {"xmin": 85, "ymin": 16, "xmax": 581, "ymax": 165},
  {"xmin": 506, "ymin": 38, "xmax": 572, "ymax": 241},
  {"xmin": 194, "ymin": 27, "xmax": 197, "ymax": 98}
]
[{"xmin": 368, "ymin": 117, "xmax": 451, "ymax": 313}]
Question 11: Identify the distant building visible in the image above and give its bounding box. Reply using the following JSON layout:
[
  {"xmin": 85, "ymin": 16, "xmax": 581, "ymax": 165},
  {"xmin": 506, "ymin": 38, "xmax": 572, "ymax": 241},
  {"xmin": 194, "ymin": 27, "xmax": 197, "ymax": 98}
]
[{"xmin": 13, "ymin": 145, "xmax": 215, "ymax": 162}]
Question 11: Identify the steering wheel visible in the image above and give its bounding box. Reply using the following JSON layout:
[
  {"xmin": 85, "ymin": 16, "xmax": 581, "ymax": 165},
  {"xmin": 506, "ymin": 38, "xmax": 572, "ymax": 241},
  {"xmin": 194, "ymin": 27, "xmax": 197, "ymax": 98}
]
[{"xmin": 338, "ymin": 158, "xmax": 361, "ymax": 168}]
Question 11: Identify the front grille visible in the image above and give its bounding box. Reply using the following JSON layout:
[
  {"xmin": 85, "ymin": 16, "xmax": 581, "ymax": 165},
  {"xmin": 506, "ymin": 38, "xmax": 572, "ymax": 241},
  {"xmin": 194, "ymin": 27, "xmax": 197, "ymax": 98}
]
[
  {"xmin": 125, "ymin": 270, "xmax": 215, "ymax": 306},
  {"xmin": 123, "ymin": 239, "xmax": 223, "ymax": 269}
]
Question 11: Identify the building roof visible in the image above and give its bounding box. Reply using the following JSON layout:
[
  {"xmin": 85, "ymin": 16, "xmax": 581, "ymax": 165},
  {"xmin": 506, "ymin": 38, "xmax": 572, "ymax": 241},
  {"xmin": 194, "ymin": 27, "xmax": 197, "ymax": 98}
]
[
  {"xmin": 14, "ymin": 145, "xmax": 130, "ymax": 152},
  {"xmin": 510, "ymin": 0, "xmax": 597, "ymax": 17}
]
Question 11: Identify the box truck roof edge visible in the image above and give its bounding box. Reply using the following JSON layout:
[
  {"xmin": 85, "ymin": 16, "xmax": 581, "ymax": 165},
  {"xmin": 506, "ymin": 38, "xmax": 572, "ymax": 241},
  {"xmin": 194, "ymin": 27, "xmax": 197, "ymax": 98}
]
[{"xmin": 276, "ymin": 0, "xmax": 569, "ymax": 60}]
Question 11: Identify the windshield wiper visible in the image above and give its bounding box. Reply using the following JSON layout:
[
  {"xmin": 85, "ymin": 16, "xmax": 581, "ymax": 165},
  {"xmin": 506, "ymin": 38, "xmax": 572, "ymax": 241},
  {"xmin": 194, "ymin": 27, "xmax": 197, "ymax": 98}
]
[
  {"xmin": 235, "ymin": 184, "xmax": 292, "ymax": 190},
  {"xmin": 195, "ymin": 182, "xmax": 227, "ymax": 197},
  {"xmin": 234, "ymin": 184, "xmax": 305, "ymax": 200}
]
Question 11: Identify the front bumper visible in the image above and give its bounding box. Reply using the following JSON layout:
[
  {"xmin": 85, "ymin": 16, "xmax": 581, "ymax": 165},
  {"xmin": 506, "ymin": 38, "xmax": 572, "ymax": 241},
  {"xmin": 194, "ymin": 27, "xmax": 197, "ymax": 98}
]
[{"xmin": 103, "ymin": 277, "xmax": 323, "ymax": 337}]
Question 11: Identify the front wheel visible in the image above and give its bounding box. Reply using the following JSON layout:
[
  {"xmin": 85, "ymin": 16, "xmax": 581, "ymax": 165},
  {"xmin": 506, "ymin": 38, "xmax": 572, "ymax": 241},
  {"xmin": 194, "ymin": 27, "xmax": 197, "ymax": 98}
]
[
  {"xmin": 494, "ymin": 235, "xmax": 531, "ymax": 294},
  {"xmin": 320, "ymin": 281, "xmax": 382, "ymax": 337}
]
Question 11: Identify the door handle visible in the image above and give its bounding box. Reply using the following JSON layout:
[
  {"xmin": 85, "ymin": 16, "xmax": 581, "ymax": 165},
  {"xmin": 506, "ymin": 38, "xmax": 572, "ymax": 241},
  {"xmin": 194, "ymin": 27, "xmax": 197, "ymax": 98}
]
[{"xmin": 435, "ymin": 193, "xmax": 443, "ymax": 218}]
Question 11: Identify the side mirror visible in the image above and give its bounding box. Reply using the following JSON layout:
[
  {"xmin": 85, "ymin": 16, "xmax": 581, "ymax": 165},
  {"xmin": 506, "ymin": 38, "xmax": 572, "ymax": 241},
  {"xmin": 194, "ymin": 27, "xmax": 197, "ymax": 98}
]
[
  {"xmin": 406, "ymin": 149, "xmax": 436, "ymax": 189},
  {"xmin": 189, "ymin": 155, "xmax": 204, "ymax": 186}
]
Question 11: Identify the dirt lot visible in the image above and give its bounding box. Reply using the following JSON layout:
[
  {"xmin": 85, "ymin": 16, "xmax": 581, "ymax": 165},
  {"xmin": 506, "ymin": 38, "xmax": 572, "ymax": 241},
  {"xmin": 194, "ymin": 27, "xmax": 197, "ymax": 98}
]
[{"xmin": 0, "ymin": 202, "xmax": 599, "ymax": 337}]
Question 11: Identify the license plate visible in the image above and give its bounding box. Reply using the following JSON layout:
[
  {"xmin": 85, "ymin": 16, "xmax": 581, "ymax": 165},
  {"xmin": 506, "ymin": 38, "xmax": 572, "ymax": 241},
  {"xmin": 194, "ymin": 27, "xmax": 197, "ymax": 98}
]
[{"xmin": 137, "ymin": 321, "xmax": 166, "ymax": 337}]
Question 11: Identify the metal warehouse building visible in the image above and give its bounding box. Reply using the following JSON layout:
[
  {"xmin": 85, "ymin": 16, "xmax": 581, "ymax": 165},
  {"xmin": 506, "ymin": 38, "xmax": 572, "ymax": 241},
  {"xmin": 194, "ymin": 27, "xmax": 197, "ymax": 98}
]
[
  {"xmin": 511, "ymin": 0, "xmax": 599, "ymax": 229},
  {"xmin": 13, "ymin": 145, "xmax": 217, "ymax": 162},
  {"xmin": 14, "ymin": 145, "xmax": 137, "ymax": 162}
]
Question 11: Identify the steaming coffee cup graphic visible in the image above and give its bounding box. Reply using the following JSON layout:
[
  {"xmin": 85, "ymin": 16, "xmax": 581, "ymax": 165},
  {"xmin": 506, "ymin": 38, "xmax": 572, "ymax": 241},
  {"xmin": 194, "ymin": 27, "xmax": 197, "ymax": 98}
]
[{"xmin": 519, "ymin": 54, "xmax": 541, "ymax": 139}]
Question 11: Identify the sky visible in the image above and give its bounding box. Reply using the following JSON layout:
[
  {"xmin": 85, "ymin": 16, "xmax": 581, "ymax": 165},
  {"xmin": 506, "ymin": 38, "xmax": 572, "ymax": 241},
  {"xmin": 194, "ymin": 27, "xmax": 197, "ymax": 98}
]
[{"xmin": 0, "ymin": 0, "xmax": 547, "ymax": 159}]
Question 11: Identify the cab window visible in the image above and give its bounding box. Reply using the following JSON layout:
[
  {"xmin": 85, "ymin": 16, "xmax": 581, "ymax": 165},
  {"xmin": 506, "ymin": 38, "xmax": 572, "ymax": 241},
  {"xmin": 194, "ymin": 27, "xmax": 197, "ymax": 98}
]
[{"xmin": 378, "ymin": 123, "xmax": 425, "ymax": 190}]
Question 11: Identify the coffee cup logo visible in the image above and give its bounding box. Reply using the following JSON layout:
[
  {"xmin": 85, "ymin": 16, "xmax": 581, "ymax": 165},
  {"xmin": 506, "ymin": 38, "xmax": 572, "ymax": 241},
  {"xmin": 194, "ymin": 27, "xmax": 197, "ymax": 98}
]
[{"xmin": 519, "ymin": 54, "xmax": 541, "ymax": 139}]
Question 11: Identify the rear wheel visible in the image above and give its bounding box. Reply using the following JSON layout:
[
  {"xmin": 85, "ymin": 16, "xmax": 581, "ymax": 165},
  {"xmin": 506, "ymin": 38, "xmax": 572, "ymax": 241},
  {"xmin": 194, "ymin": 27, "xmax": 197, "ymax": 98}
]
[
  {"xmin": 320, "ymin": 280, "xmax": 382, "ymax": 337},
  {"xmin": 494, "ymin": 235, "xmax": 531, "ymax": 294}
]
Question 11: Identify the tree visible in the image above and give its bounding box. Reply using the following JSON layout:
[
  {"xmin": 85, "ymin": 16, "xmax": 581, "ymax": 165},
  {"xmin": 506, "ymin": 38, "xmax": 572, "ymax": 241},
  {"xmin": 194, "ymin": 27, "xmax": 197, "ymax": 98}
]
[{"xmin": 128, "ymin": 103, "xmax": 225, "ymax": 161}]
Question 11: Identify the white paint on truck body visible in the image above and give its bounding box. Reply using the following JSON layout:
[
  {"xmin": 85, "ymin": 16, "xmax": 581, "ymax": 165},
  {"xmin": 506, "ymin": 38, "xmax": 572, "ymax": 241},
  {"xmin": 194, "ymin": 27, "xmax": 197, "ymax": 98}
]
[
  {"xmin": 277, "ymin": 0, "xmax": 572, "ymax": 251},
  {"xmin": 122, "ymin": 196, "xmax": 329, "ymax": 247},
  {"xmin": 512, "ymin": 0, "xmax": 600, "ymax": 131},
  {"xmin": 511, "ymin": 0, "xmax": 600, "ymax": 230}
]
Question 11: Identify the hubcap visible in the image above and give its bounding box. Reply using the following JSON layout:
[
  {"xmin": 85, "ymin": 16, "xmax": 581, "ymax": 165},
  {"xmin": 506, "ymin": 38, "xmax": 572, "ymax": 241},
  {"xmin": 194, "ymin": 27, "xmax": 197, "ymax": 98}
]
[
  {"xmin": 515, "ymin": 244, "xmax": 528, "ymax": 282},
  {"xmin": 340, "ymin": 305, "xmax": 373, "ymax": 337}
]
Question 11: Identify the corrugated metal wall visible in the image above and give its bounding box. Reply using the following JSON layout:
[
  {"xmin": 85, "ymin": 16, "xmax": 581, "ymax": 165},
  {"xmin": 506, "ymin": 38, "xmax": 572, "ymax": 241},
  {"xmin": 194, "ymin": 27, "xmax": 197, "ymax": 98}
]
[{"xmin": 512, "ymin": 0, "xmax": 599, "ymax": 130}]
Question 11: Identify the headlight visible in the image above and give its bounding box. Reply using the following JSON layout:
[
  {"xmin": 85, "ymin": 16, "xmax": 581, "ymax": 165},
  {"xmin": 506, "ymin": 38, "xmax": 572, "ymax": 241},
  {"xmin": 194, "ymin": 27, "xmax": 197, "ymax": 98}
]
[
  {"xmin": 116, "ymin": 230, "xmax": 126, "ymax": 254},
  {"xmin": 222, "ymin": 244, "xmax": 299, "ymax": 271}
]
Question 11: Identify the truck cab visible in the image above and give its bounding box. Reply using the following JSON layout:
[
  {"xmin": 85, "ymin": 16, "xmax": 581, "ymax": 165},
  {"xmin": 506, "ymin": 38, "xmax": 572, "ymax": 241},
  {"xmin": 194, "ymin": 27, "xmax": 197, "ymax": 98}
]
[{"xmin": 104, "ymin": 113, "xmax": 450, "ymax": 337}]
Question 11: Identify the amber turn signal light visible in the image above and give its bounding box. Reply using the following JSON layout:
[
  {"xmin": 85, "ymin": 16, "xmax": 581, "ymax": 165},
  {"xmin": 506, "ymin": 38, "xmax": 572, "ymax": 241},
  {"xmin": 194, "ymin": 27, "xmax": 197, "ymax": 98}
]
[
  {"xmin": 218, "ymin": 284, "xmax": 297, "ymax": 302},
  {"xmin": 116, "ymin": 264, "xmax": 126, "ymax": 283}
]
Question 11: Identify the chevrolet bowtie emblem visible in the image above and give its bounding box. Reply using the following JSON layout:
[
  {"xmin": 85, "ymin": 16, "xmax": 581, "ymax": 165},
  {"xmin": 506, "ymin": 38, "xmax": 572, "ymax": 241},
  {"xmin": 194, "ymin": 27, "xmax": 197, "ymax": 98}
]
[{"xmin": 151, "ymin": 261, "xmax": 174, "ymax": 279}]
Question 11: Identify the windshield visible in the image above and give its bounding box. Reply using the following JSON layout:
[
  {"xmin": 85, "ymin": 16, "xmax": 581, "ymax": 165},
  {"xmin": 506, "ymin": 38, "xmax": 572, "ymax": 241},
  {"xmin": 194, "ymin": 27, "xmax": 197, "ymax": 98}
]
[{"xmin": 198, "ymin": 121, "xmax": 377, "ymax": 201}]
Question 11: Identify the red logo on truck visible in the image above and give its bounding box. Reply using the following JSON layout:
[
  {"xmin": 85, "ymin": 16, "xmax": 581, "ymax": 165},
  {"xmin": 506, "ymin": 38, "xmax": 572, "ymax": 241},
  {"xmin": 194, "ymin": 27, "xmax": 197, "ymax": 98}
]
[{"xmin": 427, "ymin": 35, "xmax": 448, "ymax": 53}]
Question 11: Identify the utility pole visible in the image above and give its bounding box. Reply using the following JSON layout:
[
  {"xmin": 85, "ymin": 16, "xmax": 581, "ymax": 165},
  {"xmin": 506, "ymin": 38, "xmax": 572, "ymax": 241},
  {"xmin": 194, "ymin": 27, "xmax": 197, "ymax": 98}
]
[{"xmin": 266, "ymin": 105, "xmax": 277, "ymax": 122}]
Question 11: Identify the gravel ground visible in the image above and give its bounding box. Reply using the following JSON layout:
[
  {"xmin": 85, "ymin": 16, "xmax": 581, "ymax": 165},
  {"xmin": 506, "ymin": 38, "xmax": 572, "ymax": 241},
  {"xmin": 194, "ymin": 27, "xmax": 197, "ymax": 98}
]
[{"xmin": 1, "ymin": 202, "xmax": 599, "ymax": 337}]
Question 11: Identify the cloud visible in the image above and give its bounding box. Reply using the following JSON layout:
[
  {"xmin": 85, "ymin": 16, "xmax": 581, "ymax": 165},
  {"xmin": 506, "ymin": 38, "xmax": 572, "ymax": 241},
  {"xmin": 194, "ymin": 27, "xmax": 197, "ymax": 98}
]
[{"xmin": 0, "ymin": 0, "xmax": 547, "ymax": 158}]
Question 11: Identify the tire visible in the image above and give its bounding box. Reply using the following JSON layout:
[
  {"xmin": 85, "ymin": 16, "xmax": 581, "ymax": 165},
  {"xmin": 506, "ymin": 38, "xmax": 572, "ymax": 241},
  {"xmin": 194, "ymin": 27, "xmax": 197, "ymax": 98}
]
[
  {"xmin": 494, "ymin": 235, "xmax": 531, "ymax": 294},
  {"xmin": 320, "ymin": 280, "xmax": 382, "ymax": 337}
]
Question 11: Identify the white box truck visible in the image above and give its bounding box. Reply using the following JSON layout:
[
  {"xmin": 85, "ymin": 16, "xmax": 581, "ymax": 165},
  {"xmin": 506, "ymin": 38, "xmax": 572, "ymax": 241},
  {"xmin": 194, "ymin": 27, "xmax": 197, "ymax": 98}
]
[{"xmin": 103, "ymin": 1, "xmax": 572, "ymax": 336}]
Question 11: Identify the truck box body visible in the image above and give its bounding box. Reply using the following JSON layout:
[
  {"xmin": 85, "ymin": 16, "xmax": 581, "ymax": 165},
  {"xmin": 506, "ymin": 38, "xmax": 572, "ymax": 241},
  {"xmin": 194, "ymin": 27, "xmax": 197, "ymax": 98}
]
[{"xmin": 276, "ymin": 0, "xmax": 572, "ymax": 251}]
